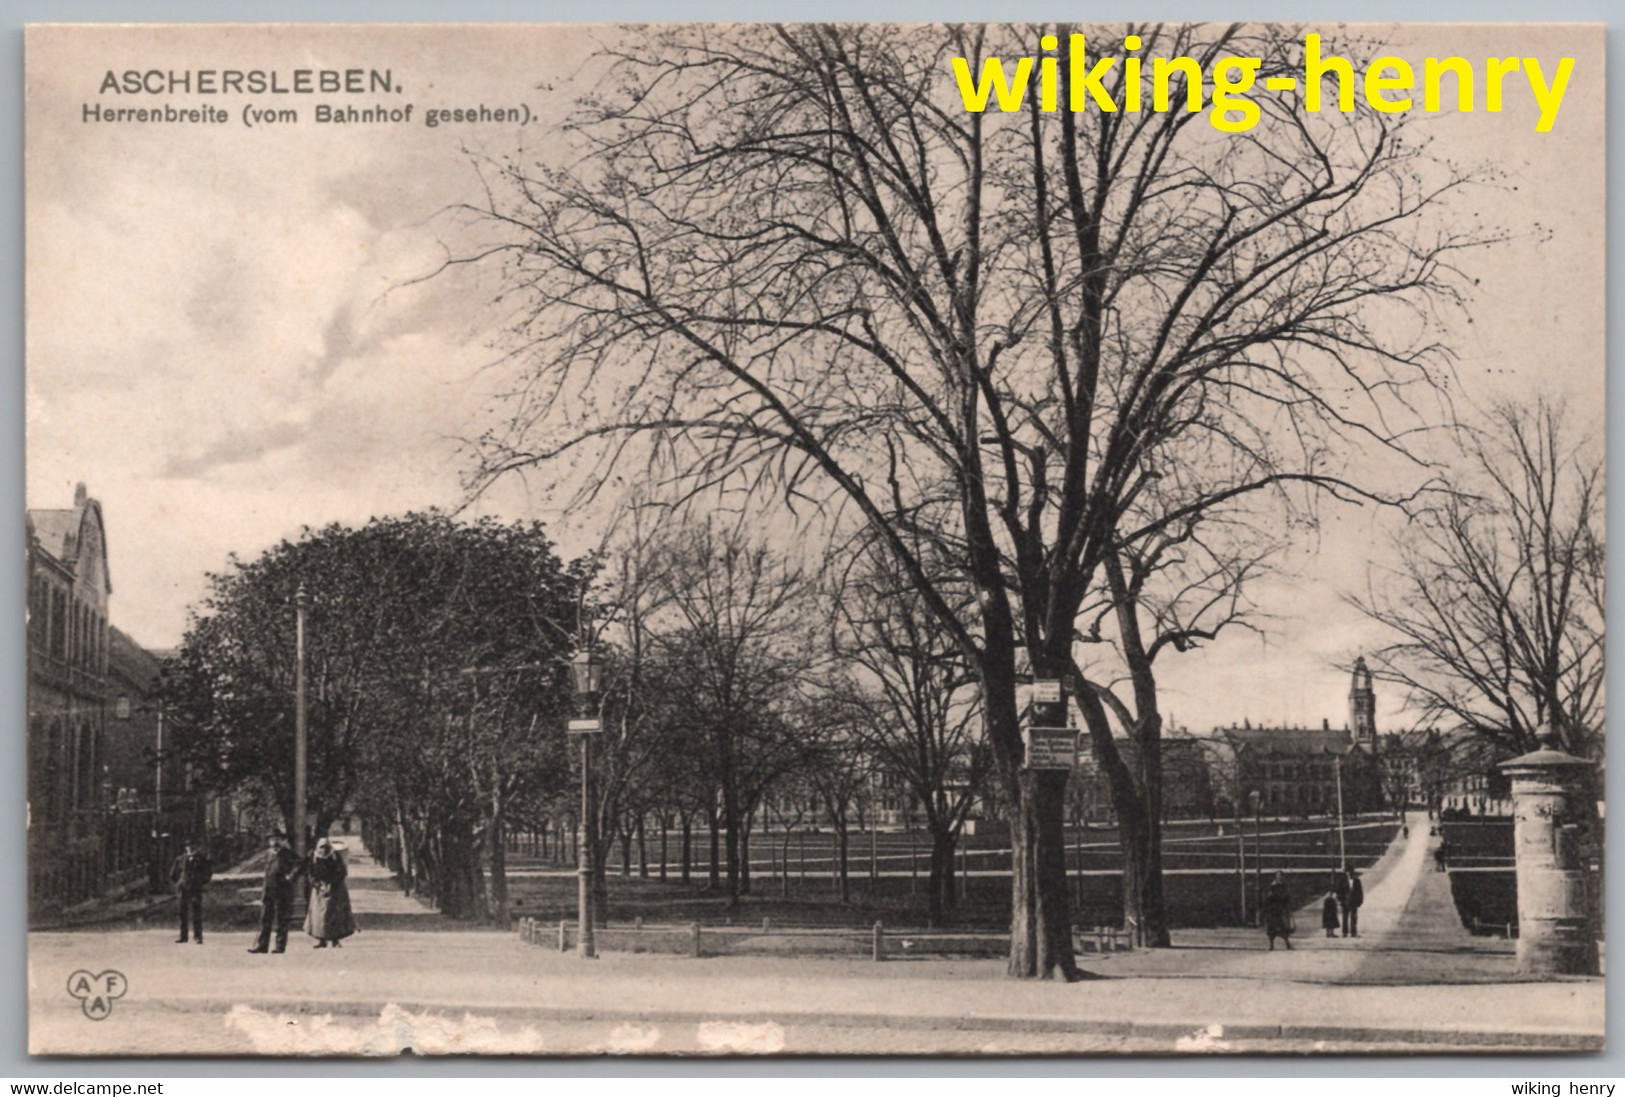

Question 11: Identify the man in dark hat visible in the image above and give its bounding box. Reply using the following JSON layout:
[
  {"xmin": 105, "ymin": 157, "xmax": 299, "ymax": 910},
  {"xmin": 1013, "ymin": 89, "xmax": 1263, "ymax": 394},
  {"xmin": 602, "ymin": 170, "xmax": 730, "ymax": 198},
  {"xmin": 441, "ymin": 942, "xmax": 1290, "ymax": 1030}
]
[
  {"xmin": 169, "ymin": 837, "xmax": 213, "ymax": 944},
  {"xmin": 1333, "ymin": 865, "xmax": 1351, "ymax": 936},
  {"xmin": 1345, "ymin": 868, "xmax": 1365, "ymax": 938},
  {"xmin": 248, "ymin": 831, "xmax": 302, "ymax": 954}
]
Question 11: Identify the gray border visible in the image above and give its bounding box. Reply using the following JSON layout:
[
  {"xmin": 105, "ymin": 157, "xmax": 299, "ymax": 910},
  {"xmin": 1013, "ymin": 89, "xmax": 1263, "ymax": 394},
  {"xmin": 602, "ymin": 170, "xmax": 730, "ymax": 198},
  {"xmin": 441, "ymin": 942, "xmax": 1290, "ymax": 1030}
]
[{"xmin": 3, "ymin": 0, "xmax": 1617, "ymax": 1079}]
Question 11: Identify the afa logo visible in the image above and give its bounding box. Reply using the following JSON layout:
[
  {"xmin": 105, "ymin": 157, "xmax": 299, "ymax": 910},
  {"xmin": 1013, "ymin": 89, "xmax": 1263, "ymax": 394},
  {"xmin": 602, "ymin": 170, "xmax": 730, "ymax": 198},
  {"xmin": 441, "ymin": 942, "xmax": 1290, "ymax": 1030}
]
[{"xmin": 66, "ymin": 969, "xmax": 127, "ymax": 1020}]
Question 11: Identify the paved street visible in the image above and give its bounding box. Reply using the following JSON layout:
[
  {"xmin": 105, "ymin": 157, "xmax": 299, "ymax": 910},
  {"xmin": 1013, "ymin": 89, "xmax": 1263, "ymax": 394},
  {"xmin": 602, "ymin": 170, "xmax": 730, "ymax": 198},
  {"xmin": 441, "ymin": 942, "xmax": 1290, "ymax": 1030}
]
[{"xmin": 28, "ymin": 814, "xmax": 1602, "ymax": 1056}]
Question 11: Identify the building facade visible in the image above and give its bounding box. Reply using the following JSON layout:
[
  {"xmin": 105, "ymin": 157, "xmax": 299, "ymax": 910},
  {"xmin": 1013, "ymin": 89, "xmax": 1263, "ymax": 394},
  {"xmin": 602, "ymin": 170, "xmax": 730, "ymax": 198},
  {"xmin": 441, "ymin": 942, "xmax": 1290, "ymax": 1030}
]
[
  {"xmin": 27, "ymin": 484, "xmax": 114, "ymax": 911},
  {"xmin": 1214, "ymin": 660, "xmax": 1385, "ymax": 819}
]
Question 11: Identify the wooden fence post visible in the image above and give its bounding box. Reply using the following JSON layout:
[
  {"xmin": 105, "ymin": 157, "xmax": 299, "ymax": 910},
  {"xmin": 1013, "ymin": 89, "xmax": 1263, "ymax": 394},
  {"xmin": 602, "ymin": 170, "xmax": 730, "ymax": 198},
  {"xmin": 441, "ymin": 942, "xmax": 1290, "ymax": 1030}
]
[{"xmin": 872, "ymin": 920, "xmax": 884, "ymax": 962}]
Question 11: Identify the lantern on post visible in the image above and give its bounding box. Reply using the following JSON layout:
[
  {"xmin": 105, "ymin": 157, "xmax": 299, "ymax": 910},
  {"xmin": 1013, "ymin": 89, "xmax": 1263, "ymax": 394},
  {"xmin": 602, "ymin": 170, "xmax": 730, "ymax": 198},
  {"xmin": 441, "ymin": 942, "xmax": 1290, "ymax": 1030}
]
[
  {"xmin": 570, "ymin": 648, "xmax": 605, "ymax": 701},
  {"xmin": 569, "ymin": 644, "xmax": 605, "ymax": 959}
]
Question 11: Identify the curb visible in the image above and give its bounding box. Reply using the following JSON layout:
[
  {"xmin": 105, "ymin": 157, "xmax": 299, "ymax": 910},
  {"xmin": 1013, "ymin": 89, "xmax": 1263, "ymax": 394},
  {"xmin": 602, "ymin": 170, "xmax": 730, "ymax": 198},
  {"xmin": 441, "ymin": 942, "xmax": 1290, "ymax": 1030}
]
[{"xmin": 175, "ymin": 996, "xmax": 1604, "ymax": 1052}]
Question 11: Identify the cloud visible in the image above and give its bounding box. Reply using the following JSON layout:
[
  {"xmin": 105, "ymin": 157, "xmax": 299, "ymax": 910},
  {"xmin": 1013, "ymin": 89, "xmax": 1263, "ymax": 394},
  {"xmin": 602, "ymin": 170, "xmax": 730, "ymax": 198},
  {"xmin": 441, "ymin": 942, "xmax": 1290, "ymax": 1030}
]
[{"xmin": 159, "ymin": 419, "xmax": 309, "ymax": 480}]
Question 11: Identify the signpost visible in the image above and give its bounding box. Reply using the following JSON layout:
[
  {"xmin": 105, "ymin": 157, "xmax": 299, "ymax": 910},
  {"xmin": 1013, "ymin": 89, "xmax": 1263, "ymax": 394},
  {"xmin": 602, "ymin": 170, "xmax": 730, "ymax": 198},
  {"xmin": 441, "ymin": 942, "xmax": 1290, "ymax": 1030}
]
[
  {"xmin": 1024, "ymin": 679, "xmax": 1075, "ymax": 770},
  {"xmin": 1024, "ymin": 727, "xmax": 1078, "ymax": 770},
  {"xmin": 1030, "ymin": 679, "xmax": 1062, "ymax": 704}
]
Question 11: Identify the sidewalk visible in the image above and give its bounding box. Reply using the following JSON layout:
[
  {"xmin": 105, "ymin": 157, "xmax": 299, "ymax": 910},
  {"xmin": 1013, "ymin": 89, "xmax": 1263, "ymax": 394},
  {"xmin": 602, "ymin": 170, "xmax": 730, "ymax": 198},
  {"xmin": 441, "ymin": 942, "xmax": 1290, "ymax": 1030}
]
[
  {"xmin": 29, "ymin": 815, "xmax": 1600, "ymax": 1056},
  {"xmin": 27, "ymin": 923, "xmax": 1600, "ymax": 1055}
]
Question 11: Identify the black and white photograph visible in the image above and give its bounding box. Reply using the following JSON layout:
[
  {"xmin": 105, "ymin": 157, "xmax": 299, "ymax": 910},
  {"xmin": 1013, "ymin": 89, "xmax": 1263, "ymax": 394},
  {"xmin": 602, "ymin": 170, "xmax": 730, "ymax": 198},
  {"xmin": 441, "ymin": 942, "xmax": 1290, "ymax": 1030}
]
[{"xmin": 23, "ymin": 21, "xmax": 1605, "ymax": 1056}]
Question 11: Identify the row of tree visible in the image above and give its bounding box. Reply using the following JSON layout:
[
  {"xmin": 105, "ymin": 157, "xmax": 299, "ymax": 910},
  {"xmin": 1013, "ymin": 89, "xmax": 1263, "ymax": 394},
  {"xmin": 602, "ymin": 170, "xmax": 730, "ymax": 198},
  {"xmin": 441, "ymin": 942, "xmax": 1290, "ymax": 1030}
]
[
  {"xmin": 164, "ymin": 508, "xmax": 991, "ymax": 925},
  {"xmin": 164, "ymin": 387, "xmax": 1601, "ymax": 935},
  {"xmin": 169, "ymin": 514, "xmax": 585, "ymax": 919}
]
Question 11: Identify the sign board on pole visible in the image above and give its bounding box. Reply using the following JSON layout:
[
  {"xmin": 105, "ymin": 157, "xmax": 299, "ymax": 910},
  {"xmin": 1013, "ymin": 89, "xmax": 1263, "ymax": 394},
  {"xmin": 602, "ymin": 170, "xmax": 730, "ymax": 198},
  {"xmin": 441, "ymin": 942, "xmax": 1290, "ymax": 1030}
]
[
  {"xmin": 568, "ymin": 718, "xmax": 603, "ymax": 734},
  {"xmin": 1031, "ymin": 679, "xmax": 1062, "ymax": 704},
  {"xmin": 1024, "ymin": 726, "xmax": 1077, "ymax": 769}
]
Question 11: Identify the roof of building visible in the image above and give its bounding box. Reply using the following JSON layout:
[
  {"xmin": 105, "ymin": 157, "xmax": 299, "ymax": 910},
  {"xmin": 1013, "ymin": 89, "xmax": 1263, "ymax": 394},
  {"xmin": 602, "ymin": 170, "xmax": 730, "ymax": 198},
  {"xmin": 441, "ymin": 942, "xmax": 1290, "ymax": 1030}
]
[
  {"xmin": 107, "ymin": 626, "xmax": 164, "ymax": 692},
  {"xmin": 27, "ymin": 484, "xmax": 111, "ymax": 593},
  {"xmin": 1222, "ymin": 726, "xmax": 1355, "ymax": 757},
  {"xmin": 28, "ymin": 509, "xmax": 81, "ymax": 564}
]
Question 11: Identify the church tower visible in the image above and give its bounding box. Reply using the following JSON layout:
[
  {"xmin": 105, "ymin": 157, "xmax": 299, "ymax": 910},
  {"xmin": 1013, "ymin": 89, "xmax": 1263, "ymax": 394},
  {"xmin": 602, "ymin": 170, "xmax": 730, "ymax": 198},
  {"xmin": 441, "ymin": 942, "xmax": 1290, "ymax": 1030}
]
[{"xmin": 1349, "ymin": 656, "xmax": 1376, "ymax": 749}]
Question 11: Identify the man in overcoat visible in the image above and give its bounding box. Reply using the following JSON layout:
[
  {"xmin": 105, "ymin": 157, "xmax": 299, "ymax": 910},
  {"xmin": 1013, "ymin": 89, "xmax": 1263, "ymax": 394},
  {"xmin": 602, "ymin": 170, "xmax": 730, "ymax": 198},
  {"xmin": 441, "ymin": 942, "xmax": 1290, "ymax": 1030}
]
[
  {"xmin": 248, "ymin": 831, "xmax": 302, "ymax": 954},
  {"xmin": 169, "ymin": 838, "xmax": 213, "ymax": 944},
  {"xmin": 1345, "ymin": 868, "xmax": 1365, "ymax": 938}
]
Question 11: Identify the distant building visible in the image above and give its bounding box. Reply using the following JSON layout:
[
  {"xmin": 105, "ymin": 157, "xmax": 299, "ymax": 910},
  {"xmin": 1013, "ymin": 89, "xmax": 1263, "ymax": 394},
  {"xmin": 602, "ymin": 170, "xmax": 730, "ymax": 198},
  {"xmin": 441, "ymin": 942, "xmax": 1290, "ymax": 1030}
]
[
  {"xmin": 104, "ymin": 627, "xmax": 166, "ymax": 804},
  {"xmin": 1212, "ymin": 660, "xmax": 1385, "ymax": 818},
  {"xmin": 1436, "ymin": 733, "xmax": 1515, "ymax": 817}
]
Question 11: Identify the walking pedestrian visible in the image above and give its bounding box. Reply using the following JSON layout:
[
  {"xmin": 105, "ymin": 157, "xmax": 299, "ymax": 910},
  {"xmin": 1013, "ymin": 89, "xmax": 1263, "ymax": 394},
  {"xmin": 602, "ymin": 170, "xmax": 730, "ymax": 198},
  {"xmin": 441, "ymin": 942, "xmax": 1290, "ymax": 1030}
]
[
  {"xmin": 1345, "ymin": 868, "xmax": 1364, "ymax": 938},
  {"xmin": 1333, "ymin": 864, "xmax": 1351, "ymax": 936},
  {"xmin": 305, "ymin": 837, "xmax": 357, "ymax": 949},
  {"xmin": 169, "ymin": 838, "xmax": 213, "ymax": 944},
  {"xmin": 1321, "ymin": 890, "xmax": 1339, "ymax": 938},
  {"xmin": 248, "ymin": 831, "xmax": 302, "ymax": 954},
  {"xmin": 1263, "ymin": 871, "xmax": 1294, "ymax": 951}
]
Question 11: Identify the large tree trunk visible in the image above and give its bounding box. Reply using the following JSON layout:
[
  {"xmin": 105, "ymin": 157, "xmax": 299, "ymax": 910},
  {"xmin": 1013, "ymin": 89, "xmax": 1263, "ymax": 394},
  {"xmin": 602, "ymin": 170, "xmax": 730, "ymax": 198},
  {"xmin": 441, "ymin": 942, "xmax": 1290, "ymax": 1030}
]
[
  {"xmin": 723, "ymin": 790, "xmax": 742, "ymax": 906},
  {"xmin": 988, "ymin": 651, "xmax": 1082, "ymax": 980},
  {"xmin": 486, "ymin": 788, "xmax": 509, "ymax": 926},
  {"xmin": 1075, "ymin": 687, "xmax": 1171, "ymax": 949},
  {"xmin": 434, "ymin": 817, "xmax": 484, "ymax": 920},
  {"xmin": 1105, "ymin": 556, "xmax": 1174, "ymax": 948},
  {"xmin": 1008, "ymin": 769, "xmax": 1081, "ymax": 978},
  {"xmin": 1121, "ymin": 733, "xmax": 1171, "ymax": 948},
  {"xmin": 637, "ymin": 813, "xmax": 649, "ymax": 878},
  {"xmin": 739, "ymin": 813, "xmax": 752, "ymax": 896}
]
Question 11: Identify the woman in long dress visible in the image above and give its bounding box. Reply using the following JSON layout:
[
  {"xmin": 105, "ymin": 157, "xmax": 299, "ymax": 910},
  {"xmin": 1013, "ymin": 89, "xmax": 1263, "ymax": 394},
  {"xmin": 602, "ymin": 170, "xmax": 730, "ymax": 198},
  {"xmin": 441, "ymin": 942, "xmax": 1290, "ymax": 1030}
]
[{"xmin": 305, "ymin": 837, "xmax": 357, "ymax": 948}]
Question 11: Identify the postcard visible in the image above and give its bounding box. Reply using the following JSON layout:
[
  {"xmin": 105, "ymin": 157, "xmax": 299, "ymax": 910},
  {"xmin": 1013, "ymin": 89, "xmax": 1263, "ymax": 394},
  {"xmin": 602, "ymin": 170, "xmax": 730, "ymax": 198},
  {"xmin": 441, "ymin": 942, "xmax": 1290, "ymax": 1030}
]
[{"xmin": 26, "ymin": 22, "xmax": 1604, "ymax": 1056}]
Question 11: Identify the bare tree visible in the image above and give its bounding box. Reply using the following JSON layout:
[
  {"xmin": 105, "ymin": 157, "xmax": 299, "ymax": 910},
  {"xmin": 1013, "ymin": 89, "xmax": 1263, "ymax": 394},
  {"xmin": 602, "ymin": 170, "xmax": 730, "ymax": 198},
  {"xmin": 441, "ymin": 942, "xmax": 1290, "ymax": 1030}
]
[
  {"xmin": 1353, "ymin": 400, "xmax": 1604, "ymax": 760},
  {"xmin": 1073, "ymin": 507, "xmax": 1278, "ymax": 944},
  {"xmin": 832, "ymin": 548, "xmax": 987, "ymax": 925},
  {"xmin": 459, "ymin": 24, "xmax": 1487, "ymax": 976},
  {"xmin": 650, "ymin": 521, "xmax": 820, "ymax": 906}
]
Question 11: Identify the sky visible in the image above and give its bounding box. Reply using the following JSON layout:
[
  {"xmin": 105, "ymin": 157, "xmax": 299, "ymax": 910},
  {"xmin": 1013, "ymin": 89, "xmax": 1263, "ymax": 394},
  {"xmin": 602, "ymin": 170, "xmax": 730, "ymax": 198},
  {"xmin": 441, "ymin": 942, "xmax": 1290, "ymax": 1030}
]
[{"xmin": 24, "ymin": 23, "xmax": 1606, "ymax": 733}]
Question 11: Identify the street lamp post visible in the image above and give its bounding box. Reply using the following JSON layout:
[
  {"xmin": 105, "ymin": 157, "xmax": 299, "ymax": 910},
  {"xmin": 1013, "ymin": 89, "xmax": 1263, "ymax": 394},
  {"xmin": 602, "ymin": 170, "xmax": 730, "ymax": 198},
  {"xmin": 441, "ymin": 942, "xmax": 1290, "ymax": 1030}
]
[
  {"xmin": 1234, "ymin": 793, "xmax": 1247, "ymax": 924},
  {"xmin": 1333, "ymin": 751, "xmax": 1347, "ymax": 871},
  {"xmin": 1249, "ymin": 789, "xmax": 1263, "ymax": 927},
  {"xmin": 294, "ymin": 584, "xmax": 308, "ymax": 860},
  {"xmin": 570, "ymin": 647, "xmax": 604, "ymax": 960}
]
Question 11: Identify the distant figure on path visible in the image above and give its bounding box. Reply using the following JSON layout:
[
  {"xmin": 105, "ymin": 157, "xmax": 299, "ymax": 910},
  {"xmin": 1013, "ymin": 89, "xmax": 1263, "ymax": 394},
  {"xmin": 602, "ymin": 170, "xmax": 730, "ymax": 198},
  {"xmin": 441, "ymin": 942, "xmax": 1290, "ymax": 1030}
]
[
  {"xmin": 1434, "ymin": 838, "xmax": 1451, "ymax": 873},
  {"xmin": 1263, "ymin": 871, "xmax": 1295, "ymax": 951},
  {"xmin": 305, "ymin": 837, "xmax": 357, "ymax": 949},
  {"xmin": 1345, "ymin": 868, "xmax": 1364, "ymax": 938},
  {"xmin": 1333, "ymin": 866, "xmax": 1351, "ymax": 935},
  {"xmin": 248, "ymin": 831, "xmax": 302, "ymax": 954},
  {"xmin": 1321, "ymin": 890, "xmax": 1340, "ymax": 938},
  {"xmin": 169, "ymin": 838, "xmax": 213, "ymax": 944}
]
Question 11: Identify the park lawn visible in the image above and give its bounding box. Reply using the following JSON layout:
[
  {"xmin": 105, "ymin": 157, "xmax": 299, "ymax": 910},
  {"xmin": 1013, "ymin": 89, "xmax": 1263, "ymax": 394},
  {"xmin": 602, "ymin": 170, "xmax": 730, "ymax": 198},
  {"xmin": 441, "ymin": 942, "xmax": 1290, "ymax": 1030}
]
[
  {"xmin": 1440, "ymin": 819, "xmax": 1517, "ymax": 935},
  {"xmin": 503, "ymin": 817, "xmax": 1400, "ymax": 932}
]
